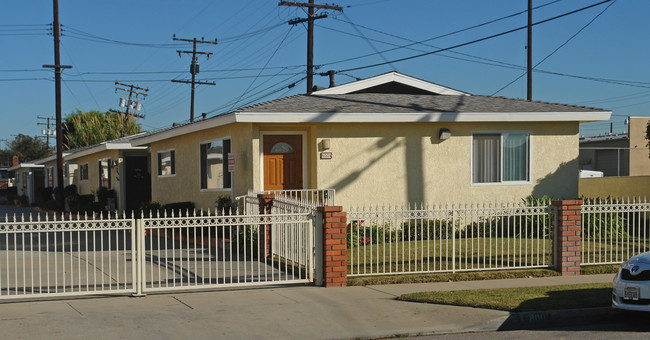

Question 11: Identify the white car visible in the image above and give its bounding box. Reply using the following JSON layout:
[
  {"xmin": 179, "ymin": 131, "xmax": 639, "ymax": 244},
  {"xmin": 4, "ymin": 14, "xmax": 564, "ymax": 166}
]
[{"xmin": 612, "ymin": 251, "xmax": 650, "ymax": 311}]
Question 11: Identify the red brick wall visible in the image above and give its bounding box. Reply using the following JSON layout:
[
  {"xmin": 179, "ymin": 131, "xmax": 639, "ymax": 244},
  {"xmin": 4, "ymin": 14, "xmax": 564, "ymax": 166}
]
[
  {"xmin": 551, "ymin": 200, "xmax": 583, "ymax": 276},
  {"xmin": 257, "ymin": 193, "xmax": 274, "ymax": 258},
  {"xmin": 318, "ymin": 206, "xmax": 347, "ymax": 287}
]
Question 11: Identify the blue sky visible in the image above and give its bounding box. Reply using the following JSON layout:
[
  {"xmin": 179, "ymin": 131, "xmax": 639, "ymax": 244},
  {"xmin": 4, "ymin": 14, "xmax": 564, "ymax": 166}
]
[{"xmin": 1, "ymin": 0, "xmax": 648, "ymax": 147}]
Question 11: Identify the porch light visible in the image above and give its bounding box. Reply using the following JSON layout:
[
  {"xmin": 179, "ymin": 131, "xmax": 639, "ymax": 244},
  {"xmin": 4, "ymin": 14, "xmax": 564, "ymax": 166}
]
[
  {"xmin": 320, "ymin": 139, "xmax": 331, "ymax": 150},
  {"xmin": 439, "ymin": 128, "xmax": 451, "ymax": 140}
]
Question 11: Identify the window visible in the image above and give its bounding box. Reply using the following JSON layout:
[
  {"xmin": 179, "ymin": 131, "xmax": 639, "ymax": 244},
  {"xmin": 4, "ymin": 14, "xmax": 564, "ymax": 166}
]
[
  {"xmin": 99, "ymin": 159, "xmax": 111, "ymax": 189},
  {"xmin": 200, "ymin": 138, "xmax": 231, "ymax": 190},
  {"xmin": 80, "ymin": 163, "xmax": 89, "ymax": 181},
  {"xmin": 46, "ymin": 167, "xmax": 54, "ymax": 188},
  {"xmin": 472, "ymin": 132, "xmax": 530, "ymax": 184},
  {"xmin": 157, "ymin": 149, "xmax": 175, "ymax": 176},
  {"xmin": 270, "ymin": 142, "xmax": 294, "ymax": 154}
]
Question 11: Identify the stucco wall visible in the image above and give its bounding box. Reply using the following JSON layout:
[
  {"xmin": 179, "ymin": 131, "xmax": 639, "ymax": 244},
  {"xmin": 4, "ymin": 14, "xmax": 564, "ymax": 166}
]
[
  {"xmin": 72, "ymin": 150, "xmax": 121, "ymax": 202},
  {"xmin": 629, "ymin": 117, "xmax": 650, "ymax": 176},
  {"xmin": 579, "ymin": 176, "xmax": 650, "ymax": 198},
  {"xmin": 314, "ymin": 121, "xmax": 579, "ymax": 207},
  {"xmin": 148, "ymin": 123, "xmax": 253, "ymax": 209}
]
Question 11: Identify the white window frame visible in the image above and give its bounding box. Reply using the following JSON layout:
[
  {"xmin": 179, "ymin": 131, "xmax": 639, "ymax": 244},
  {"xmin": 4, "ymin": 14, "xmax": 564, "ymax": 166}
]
[
  {"xmin": 98, "ymin": 158, "xmax": 111, "ymax": 189},
  {"xmin": 470, "ymin": 130, "xmax": 533, "ymax": 186},
  {"xmin": 79, "ymin": 163, "xmax": 89, "ymax": 181},
  {"xmin": 199, "ymin": 136, "xmax": 232, "ymax": 192},
  {"xmin": 157, "ymin": 148, "xmax": 176, "ymax": 177},
  {"xmin": 46, "ymin": 166, "xmax": 54, "ymax": 188}
]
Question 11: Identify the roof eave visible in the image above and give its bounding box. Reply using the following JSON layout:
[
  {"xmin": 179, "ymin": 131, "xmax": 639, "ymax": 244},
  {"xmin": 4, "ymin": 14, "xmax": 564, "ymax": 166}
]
[
  {"xmin": 132, "ymin": 114, "xmax": 237, "ymax": 146},
  {"xmin": 235, "ymin": 111, "xmax": 612, "ymax": 123}
]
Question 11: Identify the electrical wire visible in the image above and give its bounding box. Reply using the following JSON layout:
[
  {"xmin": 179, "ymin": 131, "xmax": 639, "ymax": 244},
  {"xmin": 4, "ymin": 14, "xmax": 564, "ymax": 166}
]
[
  {"xmin": 490, "ymin": 0, "xmax": 617, "ymax": 96},
  {"xmin": 321, "ymin": 0, "xmax": 564, "ymax": 67},
  {"xmin": 340, "ymin": 13, "xmax": 397, "ymax": 71},
  {"xmin": 335, "ymin": 0, "xmax": 613, "ymax": 73},
  {"xmin": 227, "ymin": 26, "xmax": 295, "ymax": 112}
]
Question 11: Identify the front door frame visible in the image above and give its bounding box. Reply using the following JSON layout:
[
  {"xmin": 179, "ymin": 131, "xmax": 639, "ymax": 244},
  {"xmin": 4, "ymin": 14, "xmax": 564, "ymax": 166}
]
[{"xmin": 259, "ymin": 130, "xmax": 308, "ymax": 192}]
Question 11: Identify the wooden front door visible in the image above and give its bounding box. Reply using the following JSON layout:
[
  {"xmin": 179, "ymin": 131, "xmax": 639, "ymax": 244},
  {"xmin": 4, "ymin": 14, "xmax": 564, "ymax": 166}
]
[{"xmin": 263, "ymin": 135, "xmax": 303, "ymax": 190}]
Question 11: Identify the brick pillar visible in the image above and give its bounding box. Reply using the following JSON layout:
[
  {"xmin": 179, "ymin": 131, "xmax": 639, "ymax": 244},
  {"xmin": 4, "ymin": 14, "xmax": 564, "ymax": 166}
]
[
  {"xmin": 551, "ymin": 200, "xmax": 583, "ymax": 276},
  {"xmin": 318, "ymin": 206, "xmax": 347, "ymax": 287},
  {"xmin": 12, "ymin": 156, "xmax": 19, "ymax": 167},
  {"xmin": 257, "ymin": 194, "xmax": 274, "ymax": 258}
]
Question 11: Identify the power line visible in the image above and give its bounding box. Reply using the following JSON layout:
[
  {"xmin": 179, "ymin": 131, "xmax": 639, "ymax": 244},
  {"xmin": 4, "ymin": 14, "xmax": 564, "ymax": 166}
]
[
  {"xmin": 335, "ymin": 0, "xmax": 613, "ymax": 73},
  {"xmin": 491, "ymin": 0, "xmax": 617, "ymax": 96},
  {"xmin": 228, "ymin": 26, "xmax": 295, "ymax": 112},
  {"xmin": 171, "ymin": 35, "xmax": 218, "ymax": 122},
  {"xmin": 322, "ymin": 0, "xmax": 563, "ymax": 67}
]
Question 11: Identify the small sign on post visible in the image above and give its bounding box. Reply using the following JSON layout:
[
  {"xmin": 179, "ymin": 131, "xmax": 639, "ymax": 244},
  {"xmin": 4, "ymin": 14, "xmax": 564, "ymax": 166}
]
[{"xmin": 227, "ymin": 153, "xmax": 235, "ymax": 172}]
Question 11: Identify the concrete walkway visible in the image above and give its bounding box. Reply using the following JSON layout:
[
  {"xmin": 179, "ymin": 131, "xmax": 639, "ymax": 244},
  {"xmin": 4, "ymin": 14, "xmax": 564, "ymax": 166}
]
[{"xmin": 0, "ymin": 274, "xmax": 615, "ymax": 339}]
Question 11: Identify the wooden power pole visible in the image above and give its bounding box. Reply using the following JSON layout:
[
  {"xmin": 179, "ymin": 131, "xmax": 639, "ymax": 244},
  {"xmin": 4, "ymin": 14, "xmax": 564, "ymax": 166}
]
[
  {"xmin": 527, "ymin": 0, "xmax": 533, "ymax": 101},
  {"xmin": 279, "ymin": 1, "xmax": 342, "ymax": 94},
  {"xmin": 43, "ymin": 0, "xmax": 71, "ymax": 212},
  {"xmin": 171, "ymin": 36, "xmax": 217, "ymax": 122}
]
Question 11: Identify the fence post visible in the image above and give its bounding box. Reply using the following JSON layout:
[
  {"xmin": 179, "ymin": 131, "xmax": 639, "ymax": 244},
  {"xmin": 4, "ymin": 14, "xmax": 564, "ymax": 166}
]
[
  {"xmin": 317, "ymin": 206, "xmax": 347, "ymax": 287},
  {"xmin": 133, "ymin": 217, "xmax": 146, "ymax": 296},
  {"xmin": 551, "ymin": 200, "xmax": 583, "ymax": 276},
  {"xmin": 257, "ymin": 194, "xmax": 274, "ymax": 258}
]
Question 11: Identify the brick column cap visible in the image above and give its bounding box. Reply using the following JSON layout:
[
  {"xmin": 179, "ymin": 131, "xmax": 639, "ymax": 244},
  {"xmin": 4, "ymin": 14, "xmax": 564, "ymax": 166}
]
[
  {"xmin": 551, "ymin": 199, "xmax": 583, "ymax": 206},
  {"xmin": 318, "ymin": 206, "xmax": 343, "ymax": 213}
]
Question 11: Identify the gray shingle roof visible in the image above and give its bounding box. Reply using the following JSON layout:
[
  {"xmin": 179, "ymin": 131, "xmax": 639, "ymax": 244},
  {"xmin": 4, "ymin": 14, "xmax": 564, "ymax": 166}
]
[{"xmin": 236, "ymin": 94, "xmax": 606, "ymax": 114}]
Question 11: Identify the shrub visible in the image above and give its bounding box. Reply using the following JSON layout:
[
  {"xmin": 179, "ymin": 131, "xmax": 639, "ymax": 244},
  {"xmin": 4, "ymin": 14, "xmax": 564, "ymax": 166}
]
[
  {"xmin": 215, "ymin": 197, "xmax": 236, "ymax": 215},
  {"xmin": 96, "ymin": 187, "xmax": 116, "ymax": 209},
  {"xmin": 139, "ymin": 201, "xmax": 162, "ymax": 216},
  {"xmin": 162, "ymin": 201, "xmax": 195, "ymax": 216}
]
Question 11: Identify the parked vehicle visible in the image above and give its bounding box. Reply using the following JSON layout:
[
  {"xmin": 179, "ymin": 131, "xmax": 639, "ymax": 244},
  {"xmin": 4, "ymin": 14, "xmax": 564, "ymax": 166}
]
[
  {"xmin": 612, "ymin": 251, "xmax": 650, "ymax": 311},
  {"xmin": 579, "ymin": 169, "xmax": 604, "ymax": 178}
]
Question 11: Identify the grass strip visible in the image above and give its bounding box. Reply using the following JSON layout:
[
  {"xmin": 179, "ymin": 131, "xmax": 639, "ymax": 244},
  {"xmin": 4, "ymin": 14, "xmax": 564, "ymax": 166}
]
[
  {"xmin": 347, "ymin": 269, "xmax": 560, "ymax": 286},
  {"xmin": 398, "ymin": 282, "xmax": 612, "ymax": 312}
]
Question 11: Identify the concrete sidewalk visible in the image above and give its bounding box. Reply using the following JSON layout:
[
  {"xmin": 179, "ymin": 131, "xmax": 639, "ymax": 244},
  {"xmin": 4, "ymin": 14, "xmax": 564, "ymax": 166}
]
[{"xmin": 0, "ymin": 274, "xmax": 615, "ymax": 339}]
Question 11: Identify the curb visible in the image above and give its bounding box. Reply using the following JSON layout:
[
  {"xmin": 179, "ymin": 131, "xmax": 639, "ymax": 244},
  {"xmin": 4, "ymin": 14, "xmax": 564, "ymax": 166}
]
[{"xmin": 498, "ymin": 306, "xmax": 620, "ymax": 330}]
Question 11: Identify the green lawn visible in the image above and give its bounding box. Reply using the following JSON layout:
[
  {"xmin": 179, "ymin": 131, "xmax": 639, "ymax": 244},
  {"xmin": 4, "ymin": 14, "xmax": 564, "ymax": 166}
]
[
  {"xmin": 347, "ymin": 237, "xmax": 647, "ymax": 275},
  {"xmin": 348, "ymin": 237, "xmax": 552, "ymax": 275},
  {"xmin": 398, "ymin": 282, "xmax": 612, "ymax": 312}
]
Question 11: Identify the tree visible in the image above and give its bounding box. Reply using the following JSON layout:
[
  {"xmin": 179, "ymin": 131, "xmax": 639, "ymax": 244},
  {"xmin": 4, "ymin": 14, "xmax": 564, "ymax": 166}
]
[
  {"xmin": 647, "ymin": 120, "xmax": 650, "ymax": 158},
  {"xmin": 8, "ymin": 134, "xmax": 50, "ymax": 162},
  {"xmin": 63, "ymin": 110, "xmax": 141, "ymax": 149}
]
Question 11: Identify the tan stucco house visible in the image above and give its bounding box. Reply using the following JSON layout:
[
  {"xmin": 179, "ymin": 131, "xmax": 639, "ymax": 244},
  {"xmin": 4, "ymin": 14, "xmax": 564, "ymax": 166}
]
[
  {"xmin": 132, "ymin": 72, "xmax": 611, "ymax": 209},
  {"xmin": 63, "ymin": 134, "xmax": 150, "ymax": 212}
]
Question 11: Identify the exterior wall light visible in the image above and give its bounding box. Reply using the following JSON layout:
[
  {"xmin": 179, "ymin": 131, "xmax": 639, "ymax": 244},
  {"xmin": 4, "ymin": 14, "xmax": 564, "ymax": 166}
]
[
  {"xmin": 320, "ymin": 139, "xmax": 331, "ymax": 150},
  {"xmin": 439, "ymin": 128, "xmax": 451, "ymax": 140}
]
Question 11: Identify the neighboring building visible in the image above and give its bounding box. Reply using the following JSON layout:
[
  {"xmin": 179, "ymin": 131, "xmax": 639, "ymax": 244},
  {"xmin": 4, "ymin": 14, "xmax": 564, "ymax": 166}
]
[
  {"xmin": 579, "ymin": 117, "xmax": 650, "ymax": 176},
  {"xmin": 63, "ymin": 133, "xmax": 150, "ymax": 212},
  {"xmin": 7, "ymin": 162, "xmax": 44, "ymax": 205},
  {"xmin": 132, "ymin": 72, "xmax": 611, "ymax": 209}
]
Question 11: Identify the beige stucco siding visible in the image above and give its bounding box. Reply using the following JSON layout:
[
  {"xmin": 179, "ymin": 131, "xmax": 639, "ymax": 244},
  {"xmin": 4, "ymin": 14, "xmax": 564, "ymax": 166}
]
[
  {"xmin": 149, "ymin": 123, "xmax": 253, "ymax": 209},
  {"xmin": 314, "ymin": 122, "xmax": 579, "ymax": 207},
  {"xmin": 73, "ymin": 150, "xmax": 121, "ymax": 200},
  {"xmin": 629, "ymin": 117, "xmax": 650, "ymax": 176}
]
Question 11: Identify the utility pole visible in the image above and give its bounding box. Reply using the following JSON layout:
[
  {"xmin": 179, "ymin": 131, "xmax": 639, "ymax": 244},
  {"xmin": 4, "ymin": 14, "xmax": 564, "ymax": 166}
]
[
  {"xmin": 527, "ymin": 0, "xmax": 533, "ymax": 101},
  {"xmin": 37, "ymin": 116, "xmax": 55, "ymax": 151},
  {"xmin": 112, "ymin": 82, "xmax": 147, "ymax": 136},
  {"xmin": 43, "ymin": 0, "xmax": 71, "ymax": 212},
  {"xmin": 171, "ymin": 35, "xmax": 217, "ymax": 122},
  {"xmin": 280, "ymin": 1, "xmax": 342, "ymax": 94}
]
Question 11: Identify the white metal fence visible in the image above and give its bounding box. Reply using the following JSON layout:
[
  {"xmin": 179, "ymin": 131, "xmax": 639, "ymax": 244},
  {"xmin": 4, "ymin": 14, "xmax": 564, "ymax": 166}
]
[
  {"xmin": 262, "ymin": 189, "xmax": 335, "ymax": 207},
  {"xmin": 581, "ymin": 197, "xmax": 650, "ymax": 265},
  {"xmin": 1, "ymin": 209, "xmax": 315, "ymax": 300},
  {"xmin": 347, "ymin": 202, "xmax": 552, "ymax": 276},
  {"xmin": 0, "ymin": 212, "xmax": 135, "ymax": 300}
]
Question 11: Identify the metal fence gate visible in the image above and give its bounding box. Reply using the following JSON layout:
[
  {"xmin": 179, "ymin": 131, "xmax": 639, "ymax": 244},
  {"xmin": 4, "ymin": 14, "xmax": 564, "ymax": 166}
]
[{"xmin": 0, "ymin": 210, "xmax": 315, "ymax": 300}]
